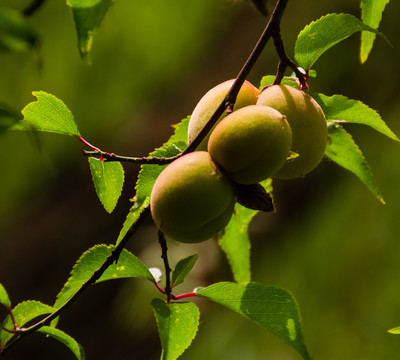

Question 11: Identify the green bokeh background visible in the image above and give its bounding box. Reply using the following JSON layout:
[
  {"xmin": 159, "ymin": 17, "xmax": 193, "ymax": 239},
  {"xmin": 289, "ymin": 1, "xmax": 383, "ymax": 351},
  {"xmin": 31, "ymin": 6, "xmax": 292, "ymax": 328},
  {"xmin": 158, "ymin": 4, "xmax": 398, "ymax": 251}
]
[{"xmin": 0, "ymin": 0, "xmax": 399, "ymax": 359}]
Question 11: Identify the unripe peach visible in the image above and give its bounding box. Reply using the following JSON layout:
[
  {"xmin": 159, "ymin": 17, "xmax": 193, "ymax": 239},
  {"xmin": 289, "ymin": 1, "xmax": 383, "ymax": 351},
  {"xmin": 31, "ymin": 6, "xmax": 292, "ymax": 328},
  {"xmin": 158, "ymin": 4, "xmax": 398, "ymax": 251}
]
[
  {"xmin": 188, "ymin": 79, "xmax": 259, "ymax": 151},
  {"xmin": 150, "ymin": 152, "xmax": 235, "ymax": 243},
  {"xmin": 208, "ymin": 105, "xmax": 292, "ymax": 184},
  {"xmin": 256, "ymin": 85, "xmax": 328, "ymax": 179}
]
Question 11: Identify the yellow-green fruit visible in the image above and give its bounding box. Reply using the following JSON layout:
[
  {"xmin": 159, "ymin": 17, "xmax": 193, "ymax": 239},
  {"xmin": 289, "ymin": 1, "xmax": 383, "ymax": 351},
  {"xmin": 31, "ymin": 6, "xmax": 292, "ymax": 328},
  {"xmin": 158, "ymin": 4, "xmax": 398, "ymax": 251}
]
[
  {"xmin": 256, "ymin": 85, "xmax": 328, "ymax": 179},
  {"xmin": 188, "ymin": 79, "xmax": 259, "ymax": 151},
  {"xmin": 150, "ymin": 152, "xmax": 235, "ymax": 243},
  {"xmin": 208, "ymin": 105, "xmax": 292, "ymax": 185}
]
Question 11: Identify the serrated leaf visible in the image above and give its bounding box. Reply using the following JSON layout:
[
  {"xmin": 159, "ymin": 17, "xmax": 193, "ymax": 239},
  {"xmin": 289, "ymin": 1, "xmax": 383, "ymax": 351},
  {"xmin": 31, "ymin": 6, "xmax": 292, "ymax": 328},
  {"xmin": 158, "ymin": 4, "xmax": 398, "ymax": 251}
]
[
  {"xmin": 88, "ymin": 158, "xmax": 124, "ymax": 213},
  {"xmin": 388, "ymin": 326, "xmax": 400, "ymax": 334},
  {"xmin": 152, "ymin": 299, "xmax": 200, "ymax": 360},
  {"xmin": 0, "ymin": 7, "xmax": 37, "ymax": 52},
  {"xmin": 18, "ymin": 91, "xmax": 80, "ymax": 136},
  {"xmin": 171, "ymin": 254, "xmax": 198, "ymax": 289},
  {"xmin": 295, "ymin": 13, "xmax": 383, "ymax": 69},
  {"xmin": 218, "ymin": 179, "xmax": 273, "ymax": 283},
  {"xmin": 326, "ymin": 124, "xmax": 384, "ymax": 203},
  {"xmin": 1, "ymin": 301, "xmax": 54, "ymax": 346},
  {"xmin": 0, "ymin": 283, "xmax": 11, "ymax": 308},
  {"xmin": 313, "ymin": 93, "xmax": 398, "ymax": 141},
  {"xmin": 37, "ymin": 326, "xmax": 85, "ymax": 360},
  {"xmin": 197, "ymin": 282, "xmax": 311, "ymax": 360},
  {"xmin": 360, "ymin": 0, "xmax": 390, "ymax": 63},
  {"xmin": 54, "ymin": 244, "xmax": 155, "ymax": 312},
  {"xmin": 67, "ymin": 0, "xmax": 114, "ymax": 64}
]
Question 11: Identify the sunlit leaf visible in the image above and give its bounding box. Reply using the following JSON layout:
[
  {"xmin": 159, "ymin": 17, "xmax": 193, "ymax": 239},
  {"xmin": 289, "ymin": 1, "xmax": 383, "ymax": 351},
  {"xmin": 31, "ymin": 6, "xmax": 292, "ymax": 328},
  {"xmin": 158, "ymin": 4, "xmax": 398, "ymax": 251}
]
[
  {"xmin": 259, "ymin": 75, "xmax": 299, "ymax": 90},
  {"xmin": 326, "ymin": 123, "xmax": 384, "ymax": 203},
  {"xmin": 152, "ymin": 299, "xmax": 200, "ymax": 360},
  {"xmin": 16, "ymin": 91, "xmax": 80, "ymax": 136},
  {"xmin": 0, "ymin": 7, "xmax": 37, "ymax": 52},
  {"xmin": 388, "ymin": 326, "xmax": 400, "ymax": 334},
  {"xmin": 360, "ymin": 0, "xmax": 390, "ymax": 63},
  {"xmin": 67, "ymin": 0, "xmax": 114, "ymax": 64},
  {"xmin": 295, "ymin": 13, "xmax": 383, "ymax": 69},
  {"xmin": 197, "ymin": 282, "xmax": 311, "ymax": 360},
  {"xmin": 313, "ymin": 93, "xmax": 398, "ymax": 141},
  {"xmin": 88, "ymin": 158, "xmax": 124, "ymax": 213},
  {"xmin": 37, "ymin": 326, "xmax": 86, "ymax": 360},
  {"xmin": 0, "ymin": 301, "xmax": 53, "ymax": 346},
  {"xmin": 0, "ymin": 283, "xmax": 11, "ymax": 309},
  {"xmin": 171, "ymin": 254, "xmax": 198, "ymax": 289}
]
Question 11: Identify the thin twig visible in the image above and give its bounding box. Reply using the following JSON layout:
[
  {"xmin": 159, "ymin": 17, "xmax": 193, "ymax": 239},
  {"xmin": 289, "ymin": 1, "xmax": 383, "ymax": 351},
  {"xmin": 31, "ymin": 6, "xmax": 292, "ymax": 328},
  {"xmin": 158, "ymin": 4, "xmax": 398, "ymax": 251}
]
[
  {"xmin": 158, "ymin": 231, "xmax": 172, "ymax": 302},
  {"xmin": 22, "ymin": 0, "xmax": 46, "ymax": 16},
  {"xmin": 82, "ymin": 150, "xmax": 180, "ymax": 165}
]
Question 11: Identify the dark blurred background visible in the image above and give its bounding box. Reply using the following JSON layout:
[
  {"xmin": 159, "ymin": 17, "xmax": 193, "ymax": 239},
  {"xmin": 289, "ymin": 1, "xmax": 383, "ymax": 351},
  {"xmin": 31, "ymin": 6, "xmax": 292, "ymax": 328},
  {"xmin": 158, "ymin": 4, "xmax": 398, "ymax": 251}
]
[{"xmin": 0, "ymin": 0, "xmax": 399, "ymax": 359}]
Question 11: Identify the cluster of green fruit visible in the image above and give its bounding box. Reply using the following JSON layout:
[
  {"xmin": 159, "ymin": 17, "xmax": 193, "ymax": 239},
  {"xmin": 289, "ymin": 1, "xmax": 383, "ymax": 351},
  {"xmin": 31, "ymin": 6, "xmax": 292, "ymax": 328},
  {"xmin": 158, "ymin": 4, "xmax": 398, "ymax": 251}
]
[{"xmin": 151, "ymin": 80, "xmax": 328, "ymax": 243}]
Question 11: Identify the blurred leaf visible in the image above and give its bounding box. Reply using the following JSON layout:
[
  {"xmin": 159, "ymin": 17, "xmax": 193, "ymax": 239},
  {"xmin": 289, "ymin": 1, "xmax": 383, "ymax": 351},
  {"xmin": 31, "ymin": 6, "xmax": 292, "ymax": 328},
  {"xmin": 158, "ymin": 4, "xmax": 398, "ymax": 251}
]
[
  {"xmin": 218, "ymin": 179, "xmax": 272, "ymax": 283},
  {"xmin": 15, "ymin": 91, "xmax": 80, "ymax": 136},
  {"xmin": 37, "ymin": 326, "xmax": 86, "ymax": 360},
  {"xmin": 116, "ymin": 117, "xmax": 189, "ymax": 244},
  {"xmin": 388, "ymin": 326, "xmax": 400, "ymax": 334},
  {"xmin": 171, "ymin": 254, "xmax": 198, "ymax": 289},
  {"xmin": 0, "ymin": 283, "xmax": 11, "ymax": 309},
  {"xmin": 88, "ymin": 158, "xmax": 124, "ymax": 213},
  {"xmin": 313, "ymin": 93, "xmax": 398, "ymax": 141},
  {"xmin": 0, "ymin": 107, "xmax": 20, "ymax": 135},
  {"xmin": 295, "ymin": 13, "xmax": 383, "ymax": 69},
  {"xmin": 360, "ymin": 0, "xmax": 390, "ymax": 63},
  {"xmin": 0, "ymin": 301, "xmax": 53, "ymax": 346},
  {"xmin": 67, "ymin": 0, "xmax": 114, "ymax": 64},
  {"xmin": 152, "ymin": 298, "xmax": 200, "ymax": 360},
  {"xmin": 250, "ymin": 0, "xmax": 268, "ymax": 16},
  {"xmin": 259, "ymin": 75, "xmax": 299, "ymax": 90},
  {"xmin": 326, "ymin": 124, "xmax": 384, "ymax": 203},
  {"xmin": 54, "ymin": 244, "xmax": 155, "ymax": 312},
  {"xmin": 197, "ymin": 282, "xmax": 311, "ymax": 360},
  {"xmin": 0, "ymin": 7, "xmax": 37, "ymax": 52}
]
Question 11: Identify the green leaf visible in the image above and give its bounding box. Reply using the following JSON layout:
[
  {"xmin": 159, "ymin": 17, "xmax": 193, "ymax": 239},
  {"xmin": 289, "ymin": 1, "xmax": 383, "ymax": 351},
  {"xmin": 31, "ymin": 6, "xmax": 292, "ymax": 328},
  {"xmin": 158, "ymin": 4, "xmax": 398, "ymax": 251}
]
[
  {"xmin": 1, "ymin": 301, "xmax": 54, "ymax": 346},
  {"xmin": 295, "ymin": 13, "xmax": 383, "ymax": 69},
  {"xmin": 388, "ymin": 326, "xmax": 400, "ymax": 334},
  {"xmin": 171, "ymin": 254, "xmax": 198, "ymax": 289},
  {"xmin": 313, "ymin": 93, "xmax": 399, "ymax": 141},
  {"xmin": 67, "ymin": 0, "xmax": 114, "ymax": 64},
  {"xmin": 259, "ymin": 75, "xmax": 299, "ymax": 90},
  {"xmin": 218, "ymin": 179, "xmax": 273, "ymax": 283},
  {"xmin": 17, "ymin": 91, "xmax": 80, "ymax": 136},
  {"xmin": 0, "ymin": 7, "xmax": 37, "ymax": 52},
  {"xmin": 88, "ymin": 158, "xmax": 124, "ymax": 213},
  {"xmin": 326, "ymin": 123, "xmax": 384, "ymax": 203},
  {"xmin": 360, "ymin": 0, "xmax": 390, "ymax": 63},
  {"xmin": 54, "ymin": 244, "xmax": 155, "ymax": 312},
  {"xmin": 152, "ymin": 299, "xmax": 200, "ymax": 360},
  {"xmin": 37, "ymin": 326, "xmax": 85, "ymax": 360},
  {"xmin": 0, "ymin": 283, "xmax": 11, "ymax": 308},
  {"xmin": 0, "ymin": 107, "xmax": 20, "ymax": 135},
  {"xmin": 196, "ymin": 282, "xmax": 311, "ymax": 360}
]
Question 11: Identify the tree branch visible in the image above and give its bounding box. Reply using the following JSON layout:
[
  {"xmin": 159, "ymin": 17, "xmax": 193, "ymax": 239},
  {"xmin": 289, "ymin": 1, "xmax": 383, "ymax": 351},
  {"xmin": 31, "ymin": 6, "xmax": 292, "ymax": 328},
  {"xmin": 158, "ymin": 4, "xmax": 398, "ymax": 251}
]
[
  {"xmin": 158, "ymin": 231, "xmax": 172, "ymax": 302},
  {"xmin": 22, "ymin": 0, "xmax": 46, "ymax": 16}
]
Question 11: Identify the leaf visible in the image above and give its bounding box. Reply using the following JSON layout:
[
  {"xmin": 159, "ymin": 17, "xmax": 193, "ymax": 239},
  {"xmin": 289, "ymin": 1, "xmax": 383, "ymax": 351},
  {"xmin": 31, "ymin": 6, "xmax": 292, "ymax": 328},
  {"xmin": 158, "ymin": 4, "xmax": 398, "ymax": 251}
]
[
  {"xmin": 313, "ymin": 93, "xmax": 399, "ymax": 141},
  {"xmin": 259, "ymin": 75, "xmax": 299, "ymax": 90},
  {"xmin": 388, "ymin": 326, "xmax": 400, "ymax": 334},
  {"xmin": 17, "ymin": 91, "xmax": 80, "ymax": 136},
  {"xmin": 88, "ymin": 158, "xmax": 124, "ymax": 213},
  {"xmin": 0, "ymin": 283, "xmax": 11, "ymax": 308},
  {"xmin": 360, "ymin": 0, "xmax": 390, "ymax": 63},
  {"xmin": 152, "ymin": 299, "xmax": 200, "ymax": 360},
  {"xmin": 1, "ymin": 301, "xmax": 54, "ymax": 346},
  {"xmin": 116, "ymin": 117, "xmax": 189, "ymax": 244},
  {"xmin": 196, "ymin": 282, "xmax": 311, "ymax": 360},
  {"xmin": 67, "ymin": 0, "xmax": 114, "ymax": 64},
  {"xmin": 171, "ymin": 254, "xmax": 198, "ymax": 289},
  {"xmin": 37, "ymin": 326, "xmax": 85, "ymax": 360},
  {"xmin": 326, "ymin": 123, "xmax": 384, "ymax": 203},
  {"xmin": 54, "ymin": 244, "xmax": 155, "ymax": 312},
  {"xmin": 295, "ymin": 13, "xmax": 383, "ymax": 69},
  {"xmin": 0, "ymin": 7, "xmax": 37, "ymax": 52},
  {"xmin": 218, "ymin": 179, "xmax": 273, "ymax": 283},
  {"xmin": 0, "ymin": 107, "xmax": 20, "ymax": 135}
]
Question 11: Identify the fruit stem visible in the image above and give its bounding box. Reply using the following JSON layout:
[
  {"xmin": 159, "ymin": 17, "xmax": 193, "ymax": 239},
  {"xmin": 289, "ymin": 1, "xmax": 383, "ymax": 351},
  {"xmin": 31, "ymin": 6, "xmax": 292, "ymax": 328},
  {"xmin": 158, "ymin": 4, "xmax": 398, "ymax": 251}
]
[{"xmin": 158, "ymin": 231, "xmax": 172, "ymax": 302}]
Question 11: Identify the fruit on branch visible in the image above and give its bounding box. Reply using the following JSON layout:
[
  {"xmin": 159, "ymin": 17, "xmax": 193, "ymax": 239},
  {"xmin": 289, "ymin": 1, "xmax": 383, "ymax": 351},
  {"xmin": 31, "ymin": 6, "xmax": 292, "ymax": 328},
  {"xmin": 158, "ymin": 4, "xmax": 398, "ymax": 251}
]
[
  {"xmin": 188, "ymin": 79, "xmax": 259, "ymax": 151},
  {"xmin": 150, "ymin": 152, "xmax": 235, "ymax": 243},
  {"xmin": 256, "ymin": 85, "xmax": 328, "ymax": 179},
  {"xmin": 208, "ymin": 105, "xmax": 292, "ymax": 184}
]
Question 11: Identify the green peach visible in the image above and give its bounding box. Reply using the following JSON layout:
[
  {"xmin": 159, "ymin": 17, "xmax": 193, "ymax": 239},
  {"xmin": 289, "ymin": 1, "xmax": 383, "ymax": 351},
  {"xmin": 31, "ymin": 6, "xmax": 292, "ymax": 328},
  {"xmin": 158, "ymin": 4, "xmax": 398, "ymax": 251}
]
[
  {"xmin": 208, "ymin": 105, "xmax": 292, "ymax": 184},
  {"xmin": 150, "ymin": 152, "xmax": 235, "ymax": 243},
  {"xmin": 188, "ymin": 79, "xmax": 259, "ymax": 151},
  {"xmin": 256, "ymin": 85, "xmax": 328, "ymax": 179}
]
